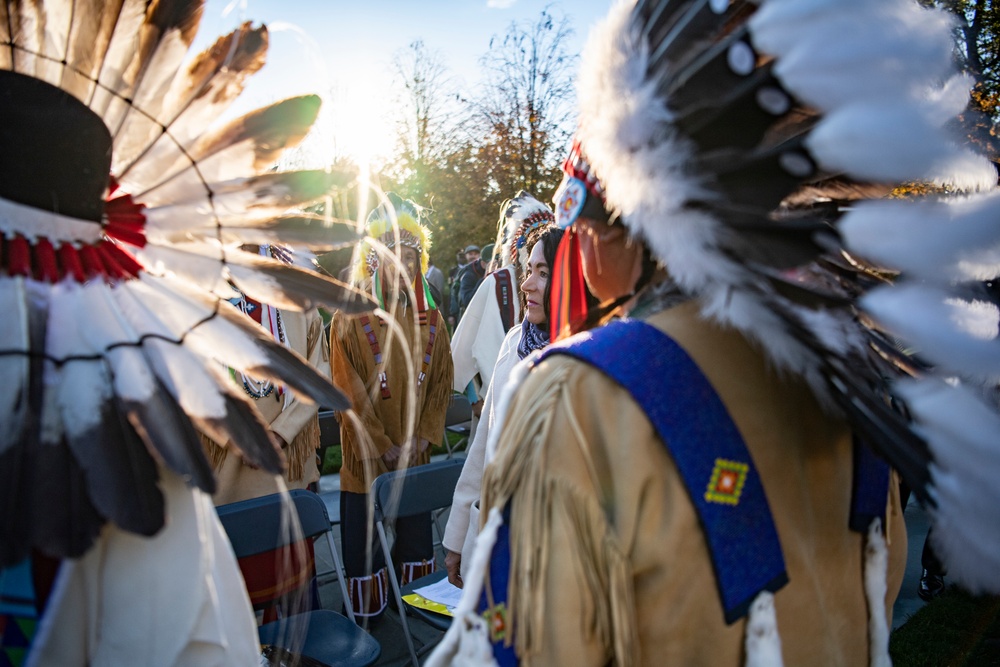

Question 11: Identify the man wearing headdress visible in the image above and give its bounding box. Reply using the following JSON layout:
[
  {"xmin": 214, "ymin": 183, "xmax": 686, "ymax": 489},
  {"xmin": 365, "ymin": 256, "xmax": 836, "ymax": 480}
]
[
  {"xmin": 330, "ymin": 193, "xmax": 454, "ymax": 621},
  {"xmin": 202, "ymin": 246, "xmax": 327, "ymax": 506},
  {"xmin": 464, "ymin": 145, "xmax": 907, "ymax": 665},
  {"xmin": 431, "ymin": 0, "xmax": 938, "ymax": 661}
]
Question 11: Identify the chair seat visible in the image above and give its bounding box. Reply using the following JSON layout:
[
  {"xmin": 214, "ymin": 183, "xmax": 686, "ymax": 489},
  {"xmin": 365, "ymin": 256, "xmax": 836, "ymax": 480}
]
[
  {"xmin": 259, "ymin": 610, "xmax": 380, "ymax": 667},
  {"xmin": 400, "ymin": 569, "xmax": 453, "ymax": 632},
  {"xmin": 446, "ymin": 422, "xmax": 471, "ymax": 436}
]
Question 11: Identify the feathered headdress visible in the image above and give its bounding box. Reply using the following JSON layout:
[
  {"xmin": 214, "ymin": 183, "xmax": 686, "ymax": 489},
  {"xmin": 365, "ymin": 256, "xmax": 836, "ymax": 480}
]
[
  {"xmin": 494, "ymin": 191, "xmax": 555, "ymax": 271},
  {"xmin": 353, "ymin": 192, "xmax": 432, "ymax": 283},
  {"xmin": 562, "ymin": 0, "xmax": 1000, "ymax": 593},
  {"xmin": 0, "ymin": 0, "xmax": 371, "ymax": 566}
]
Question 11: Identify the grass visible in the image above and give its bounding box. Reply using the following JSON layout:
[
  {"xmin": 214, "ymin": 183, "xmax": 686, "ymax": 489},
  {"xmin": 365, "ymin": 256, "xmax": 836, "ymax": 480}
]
[
  {"xmin": 891, "ymin": 587, "xmax": 1000, "ymax": 666},
  {"xmin": 319, "ymin": 431, "xmax": 468, "ymax": 476}
]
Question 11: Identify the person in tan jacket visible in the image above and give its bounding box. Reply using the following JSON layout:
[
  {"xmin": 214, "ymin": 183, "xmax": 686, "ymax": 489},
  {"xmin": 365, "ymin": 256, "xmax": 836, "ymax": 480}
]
[
  {"xmin": 331, "ymin": 194, "xmax": 454, "ymax": 621},
  {"xmin": 202, "ymin": 246, "xmax": 327, "ymax": 507},
  {"xmin": 432, "ymin": 137, "xmax": 906, "ymax": 666}
]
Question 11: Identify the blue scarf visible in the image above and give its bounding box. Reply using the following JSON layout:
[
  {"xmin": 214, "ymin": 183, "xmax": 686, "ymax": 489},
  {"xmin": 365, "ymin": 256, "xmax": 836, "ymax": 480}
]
[{"xmin": 517, "ymin": 321, "xmax": 550, "ymax": 359}]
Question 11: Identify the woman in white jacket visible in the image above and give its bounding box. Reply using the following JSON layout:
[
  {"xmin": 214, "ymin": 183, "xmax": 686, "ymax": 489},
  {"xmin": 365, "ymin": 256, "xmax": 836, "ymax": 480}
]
[{"xmin": 443, "ymin": 225, "xmax": 564, "ymax": 586}]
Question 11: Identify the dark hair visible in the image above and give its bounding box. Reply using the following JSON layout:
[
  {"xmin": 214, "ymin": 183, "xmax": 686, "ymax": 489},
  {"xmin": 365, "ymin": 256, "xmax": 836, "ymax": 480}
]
[{"xmin": 523, "ymin": 225, "xmax": 565, "ymax": 323}]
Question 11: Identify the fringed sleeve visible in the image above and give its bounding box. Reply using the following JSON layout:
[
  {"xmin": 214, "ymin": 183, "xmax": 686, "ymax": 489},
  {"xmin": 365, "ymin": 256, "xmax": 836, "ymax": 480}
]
[
  {"xmin": 201, "ymin": 431, "xmax": 228, "ymax": 473},
  {"xmin": 480, "ymin": 357, "xmax": 642, "ymax": 667},
  {"xmin": 442, "ymin": 325, "xmax": 521, "ymax": 556},
  {"xmin": 418, "ymin": 311, "xmax": 454, "ymax": 446},
  {"xmin": 270, "ymin": 309, "xmax": 326, "ymax": 478},
  {"xmin": 330, "ymin": 312, "xmax": 393, "ymax": 460}
]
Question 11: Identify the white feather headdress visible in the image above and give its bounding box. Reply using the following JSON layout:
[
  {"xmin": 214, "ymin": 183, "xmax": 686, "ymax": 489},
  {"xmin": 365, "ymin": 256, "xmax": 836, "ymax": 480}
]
[
  {"xmin": 0, "ymin": 0, "xmax": 371, "ymax": 565},
  {"xmin": 494, "ymin": 191, "xmax": 556, "ymax": 271},
  {"xmin": 572, "ymin": 0, "xmax": 1000, "ymax": 593}
]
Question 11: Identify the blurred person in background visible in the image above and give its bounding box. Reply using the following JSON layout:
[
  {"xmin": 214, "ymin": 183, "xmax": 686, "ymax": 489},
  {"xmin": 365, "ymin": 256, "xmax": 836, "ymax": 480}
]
[{"xmin": 330, "ymin": 194, "xmax": 454, "ymax": 623}]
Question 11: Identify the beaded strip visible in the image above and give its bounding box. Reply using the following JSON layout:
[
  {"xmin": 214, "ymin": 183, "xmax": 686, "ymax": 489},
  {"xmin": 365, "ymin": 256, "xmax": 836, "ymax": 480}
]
[
  {"xmin": 236, "ymin": 295, "xmax": 285, "ymax": 400},
  {"xmin": 359, "ymin": 310, "xmax": 439, "ymax": 400},
  {"xmin": 360, "ymin": 315, "xmax": 390, "ymax": 400},
  {"xmin": 418, "ymin": 310, "xmax": 439, "ymax": 386},
  {"xmin": 510, "ymin": 211, "xmax": 555, "ymax": 261}
]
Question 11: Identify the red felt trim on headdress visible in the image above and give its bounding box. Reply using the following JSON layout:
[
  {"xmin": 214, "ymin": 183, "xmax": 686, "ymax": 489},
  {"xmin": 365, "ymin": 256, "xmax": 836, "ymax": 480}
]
[
  {"xmin": 78, "ymin": 245, "xmax": 106, "ymax": 279},
  {"xmin": 104, "ymin": 188, "xmax": 147, "ymax": 248},
  {"xmin": 34, "ymin": 238, "xmax": 60, "ymax": 282},
  {"xmin": 8, "ymin": 236, "xmax": 31, "ymax": 277},
  {"xmin": 57, "ymin": 243, "xmax": 85, "ymax": 282},
  {"xmin": 101, "ymin": 241, "xmax": 143, "ymax": 277},
  {"xmin": 97, "ymin": 241, "xmax": 141, "ymax": 279}
]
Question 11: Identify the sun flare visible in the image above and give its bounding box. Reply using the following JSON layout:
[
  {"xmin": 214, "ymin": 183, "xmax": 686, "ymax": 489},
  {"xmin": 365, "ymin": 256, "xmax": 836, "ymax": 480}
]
[{"xmin": 326, "ymin": 71, "xmax": 397, "ymax": 169}]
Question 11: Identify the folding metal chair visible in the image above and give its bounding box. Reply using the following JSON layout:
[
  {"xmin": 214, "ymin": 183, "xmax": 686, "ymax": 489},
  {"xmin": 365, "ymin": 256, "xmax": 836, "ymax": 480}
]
[
  {"xmin": 314, "ymin": 409, "xmax": 354, "ymax": 621},
  {"xmin": 217, "ymin": 490, "xmax": 380, "ymax": 667},
  {"xmin": 371, "ymin": 459, "xmax": 465, "ymax": 667},
  {"xmin": 316, "ymin": 489, "xmax": 354, "ymax": 621},
  {"xmin": 442, "ymin": 393, "xmax": 473, "ymax": 458}
]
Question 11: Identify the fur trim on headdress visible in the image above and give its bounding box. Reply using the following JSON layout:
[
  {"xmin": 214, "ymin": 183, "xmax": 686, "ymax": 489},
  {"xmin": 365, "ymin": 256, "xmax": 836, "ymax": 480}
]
[
  {"xmin": 570, "ymin": 0, "xmax": 1000, "ymax": 599},
  {"xmin": 353, "ymin": 194, "xmax": 432, "ymax": 283},
  {"xmin": 576, "ymin": 2, "xmax": 829, "ymax": 388},
  {"xmin": 573, "ymin": 0, "xmax": 988, "ymax": 397}
]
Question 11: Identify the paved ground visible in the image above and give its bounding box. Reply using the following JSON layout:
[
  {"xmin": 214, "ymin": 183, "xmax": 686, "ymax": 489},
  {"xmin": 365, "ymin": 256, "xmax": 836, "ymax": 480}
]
[
  {"xmin": 311, "ymin": 462, "xmax": 934, "ymax": 665},
  {"xmin": 313, "ymin": 463, "xmax": 452, "ymax": 666}
]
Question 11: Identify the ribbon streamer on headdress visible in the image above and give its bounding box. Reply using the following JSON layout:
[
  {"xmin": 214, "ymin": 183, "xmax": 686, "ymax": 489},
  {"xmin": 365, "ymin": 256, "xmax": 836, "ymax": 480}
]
[
  {"xmin": 550, "ymin": 139, "xmax": 606, "ymax": 341},
  {"xmin": 550, "ymin": 229, "xmax": 589, "ymax": 342}
]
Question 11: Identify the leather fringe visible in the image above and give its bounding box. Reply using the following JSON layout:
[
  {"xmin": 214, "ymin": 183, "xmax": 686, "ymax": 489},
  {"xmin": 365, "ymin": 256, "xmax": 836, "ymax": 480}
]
[
  {"xmin": 480, "ymin": 364, "xmax": 638, "ymax": 667},
  {"xmin": 201, "ymin": 432, "xmax": 229, "ymax": 472},
  {"xmin": 198, "ymin": 414, "xmax": 319, "ymax": 481},
  {"xmin": 285, "ymin": 415, "xmax": 320, "ymax": 482}
]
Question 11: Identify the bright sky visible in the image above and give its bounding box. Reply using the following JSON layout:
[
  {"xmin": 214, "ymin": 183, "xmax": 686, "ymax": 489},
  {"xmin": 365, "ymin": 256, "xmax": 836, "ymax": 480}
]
[{"xmin": 194, "ymin": 0, "xmax": 614, "ymax": 168}]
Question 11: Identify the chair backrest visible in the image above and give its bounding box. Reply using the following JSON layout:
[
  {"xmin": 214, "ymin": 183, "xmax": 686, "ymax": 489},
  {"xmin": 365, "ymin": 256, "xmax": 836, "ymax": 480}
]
[
  {"xmin": 218, "ymin": 489, "xmax": 331, "ymax": 558},
  {"xmin": 444, "ymin": 394, "xmax": 472, "ymax": 427},
  {"xmin": 371, "ymin": 459, "xmax": 464, "ymax": 522},
  {"xmin": 318, "ymin": 409, "xmax": 341, "ymax": 449},
  {"xmin": 217, "ymin": 490, "xmax": 333, "ymax": 620}
]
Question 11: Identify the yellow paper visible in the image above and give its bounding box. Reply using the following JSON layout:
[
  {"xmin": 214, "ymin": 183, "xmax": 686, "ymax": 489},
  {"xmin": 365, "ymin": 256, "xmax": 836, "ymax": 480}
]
[{"xmin": 402, "ymin": 593, "xmax": 454, "ymax": 617}]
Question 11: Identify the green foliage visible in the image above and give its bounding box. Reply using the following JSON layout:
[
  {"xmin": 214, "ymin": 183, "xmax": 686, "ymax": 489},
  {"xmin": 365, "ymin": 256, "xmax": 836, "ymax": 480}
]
[
  {"xmin": 320, "ymin": 444, "xmax": 342, "ymax": 476},
  {"xmin": 890, "ymin": 587, "xmax": 1000, "ymax": 666},
  {"xmin": 375, "ymin": 8, "xmax": 578, "ymax": 271},
  {"xmin": 318, "ymin": 432, "xmax": 468, "ymax": 476},
  {"xmin": 925, "ymin": 0, "xmax": 1000, "ymax": 157}
]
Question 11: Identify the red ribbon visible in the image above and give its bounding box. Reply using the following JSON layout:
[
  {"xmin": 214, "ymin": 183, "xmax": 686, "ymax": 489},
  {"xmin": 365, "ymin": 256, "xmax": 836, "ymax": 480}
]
[{"xmin": 550, "ymin": 228, "xmax": 589, "ymax": 341}]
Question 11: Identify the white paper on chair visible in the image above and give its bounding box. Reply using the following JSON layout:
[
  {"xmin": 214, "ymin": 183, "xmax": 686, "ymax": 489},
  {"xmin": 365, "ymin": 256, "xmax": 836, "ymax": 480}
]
[{"xmin": 413, "ymin": 577, "xmax": 464, "ymax": 611}]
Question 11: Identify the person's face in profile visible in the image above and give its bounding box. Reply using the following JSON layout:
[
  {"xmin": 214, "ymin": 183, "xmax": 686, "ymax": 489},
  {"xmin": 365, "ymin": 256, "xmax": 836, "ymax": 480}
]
[{"xmin": 521, "ymin": 241, "xmax": 550, "ymax": 327}]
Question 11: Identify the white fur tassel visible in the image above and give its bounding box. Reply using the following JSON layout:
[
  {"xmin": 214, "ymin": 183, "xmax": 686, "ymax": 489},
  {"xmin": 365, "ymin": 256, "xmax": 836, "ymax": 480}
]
[
  {"xmin": 863, "ymin": 519, "xmax": 892, "ymax": 667},
  {"xmin": 897, "ymin": 379, "xmax": 1000, "ymax": 594},
  {"xmin": 861, "ymin": 285, "xmax": 1000, "ymax": 384},
  {"xmin": 574, "ymin": 0, "xmax": 866, "ymax": 398},
  {"xmin": 842, "ymin": 194, "xmax": 1000, "ymax": 284},
  {"xmin": 806, "ymin": 102, "xmax": 997, "ymax": 191},
  {"xmin": 744, "ymin": 592, "xmax": 783, "ymax": 667},
  {"xmin": 426, "ymin": 508, "xmax": 505, "ymax": 667}
]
